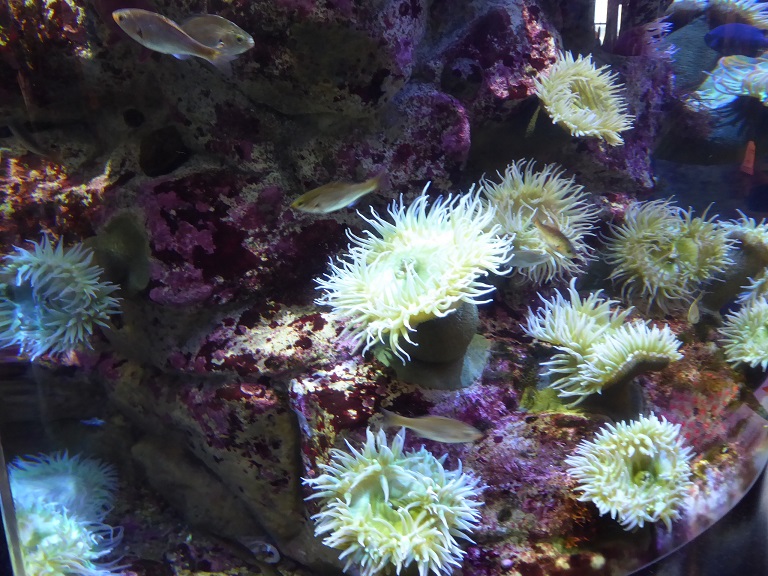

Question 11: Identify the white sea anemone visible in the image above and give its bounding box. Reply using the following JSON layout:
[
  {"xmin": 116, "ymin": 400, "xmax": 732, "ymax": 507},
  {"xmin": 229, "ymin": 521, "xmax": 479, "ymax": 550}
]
[
  {"xmin": 718, "ymin": 297, "xmax": 768, "ymax": 370},
  {"xmin": 566, "ymin": 413, "xmax": 694, "ymax": 531},
  {"xmin": 533, "ymin": 51, "xmax": 634, "ymax": 146},
  {"xmin": 316, "ymin": 185, "xmax": 513, "ymax": 362},
  {"xmin": 524, "ymin": 279, "xmax": 683, "ymax": 404},
  {"xmin": 9, "ymin": 452, "xmax": 118, "ymax": 523},
  {"xmin": 690, "ymin": 56, "xmax": 768, "ymax": 111},
  {"xmin": 304, "ymin": 427, "xmax": 482, "ymax": 576},
  {"xmin": 0, "ymin": 236, "xmax": 121, "ymax": 360},
  {"xmin": 737, "ymin": 270, "xmax": 768, "ymax": 305},
  {"xmin": 480, "ymin": 160, "xmax": 597, "ymax": 283},
  {"xmin": 721, "ymin": 211, "xmax": 768, "ymax": 261},
  {"xmin": 16, "ymin": 500, "xmax": 122, "ymax": 576}
]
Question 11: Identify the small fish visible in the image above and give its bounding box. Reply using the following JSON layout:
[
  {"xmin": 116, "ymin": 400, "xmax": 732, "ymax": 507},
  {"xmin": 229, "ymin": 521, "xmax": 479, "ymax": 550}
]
[
  {"xmin": 291, "ymin": 173, "xmax": 383, "ymax": 213},
  {"xmin": 532, "ymin": 215, "xmax": 576, "ymax": 258},
  {"xmin": 112, "ymin": 9, "xmax": 238, "ymax": 72},
  {"xmin": 687, "ymin": 292, "xmax": 703, "ymax": 324},
  {"xmin": 381, "ymin": 409, "xmax": 483, "ymax": 443},
  {"xmin": 525, "ymin": 105, "xmax": 541, "ymax": 138},
  {"xmin": 80, "ymin": 417, "xmax": 106, "ymax": 427},
  {"xmin": 705, "ymin": 23, "xmax": 768, "ymax": 57},
  {"xmin": 180, "ymin": 14, "xmax": 255, "ymax": 56},
  {"xmin": 512, "ymin": 248, "xmax": 550, "ymax": 268}
]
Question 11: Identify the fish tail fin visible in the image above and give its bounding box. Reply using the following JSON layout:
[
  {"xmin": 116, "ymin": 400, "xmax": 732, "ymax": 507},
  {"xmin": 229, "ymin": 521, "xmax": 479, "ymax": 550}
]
[
  {"xmin": 208, "ymin": 51, "xmax": 237, "ymax": 76},
  {"xmin": 381, "ymin": 408, "xmax": 398, "ymax": 429},
  {"xmin": 369, "ymin": 170, "xmax": 388, "ymax": 192},
  {"xmin": 525, "ymin": 104, "xmax": 541, "ymax": 138}
]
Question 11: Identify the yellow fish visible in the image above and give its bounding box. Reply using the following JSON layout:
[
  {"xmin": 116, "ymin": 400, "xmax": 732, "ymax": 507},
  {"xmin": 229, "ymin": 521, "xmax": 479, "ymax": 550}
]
[
  {"xmin": 180, "ymin": 14, "xmax": 255, "ymax": 57},
  {"xmin": 381, "ymin": 409, "xmax": 483, "ymax": 443},
  {"xmin": 687, "ymin": 292, "xmax": 704, "ymax": 325},
  {"xmin": 291, "ymin": 174, "xmax": 383, "ymax": 214},
  {"xmin": 532, "ymin": 215, "xmax": 576, "ymax": 258},
  {"xmin": 112, "ymin": 9, "xmax": 238, "ymax": 72}
]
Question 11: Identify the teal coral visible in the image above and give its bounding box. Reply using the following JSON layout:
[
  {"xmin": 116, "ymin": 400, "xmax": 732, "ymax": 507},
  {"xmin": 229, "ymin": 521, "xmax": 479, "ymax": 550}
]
[
  {"xmin": 304, "ymin": 427, "xmax": 482, "ymax": 576},
  {"xmin": 479, "ymin": 160, "xmax": 597, "ymax": 283},
  {"xmin": 524, "ymin": 280, "xmax": 683, "ymax": 404},
  {"xmin": 315, "ymin": 186, "xmax": 512, "ymax": 362},
  {"xmin": 604, "ymin": 200, "xmax": 734, "ymax": 313},
  {"xmin": 0, "ymin": 236, "xmax": 121, "ymax": 360},
  {"xmin": 565, "ymin": 413, "xmax": 694, "ymax": 530}
]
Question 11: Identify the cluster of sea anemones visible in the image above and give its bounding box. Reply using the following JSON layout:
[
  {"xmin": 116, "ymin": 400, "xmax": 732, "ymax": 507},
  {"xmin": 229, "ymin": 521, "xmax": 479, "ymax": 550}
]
[
  {"xmin": 315, "ymin": 185, "xmax": 513, "ymax": 362},
  {"xmin": 0, "ymin": 236, "xmax": 121, "ymax": 360},
  {"xmin": 533, "ymin": 51, "xmax": 634, "ymax": 146},
  {"xmin": 603, "ymin": 200, "xmax": 734, "ymax": 314},
  {"xmin": 479, "ymin": 160, "xmax": 598, "ymax": 284},
  {"xmin": 524, "ymin": 279, "xmax": 683, "ymax": 405},
  {"xmin": 304, "ymin": 428, "xmax": 482, "ymax": 576},
  {"xmin": 566, "ymin": 413, "xmax": 694, "ymax": 531}
]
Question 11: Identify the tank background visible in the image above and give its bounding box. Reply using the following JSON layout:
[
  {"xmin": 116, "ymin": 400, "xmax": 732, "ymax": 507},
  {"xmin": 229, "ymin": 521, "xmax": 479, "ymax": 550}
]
[{"xmin": 0, "ymin": 0, "xmax": 766, "ymax": 575}]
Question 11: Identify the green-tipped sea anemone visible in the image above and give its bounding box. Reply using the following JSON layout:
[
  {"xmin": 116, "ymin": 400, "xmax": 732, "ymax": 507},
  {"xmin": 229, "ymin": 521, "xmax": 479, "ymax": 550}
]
[
  {"xmin": 524, "ymin": 279, "xmax": 683, "ymax": 405},
  {"xmin": 718, "ymin": 297, "xmax": 768, "ymax": 370},
  {"xmin": 533, "ymin": 51, "xmax": 634, "ymax": 146},
  {"xmin": 603, "ymin": 200, "xmax": 734, "ymax": 313},
  {"xmin": 565, "ymin": 413, "xmax": 694, "ymax": 531},
  {"xmin": 721, "ymin": 211, "xmax": 768, "ymax": 263},
  {"xmin": 0, "ymin": 236, "xmax": 121, "ymax": 359},
  {"xmin": 16, "ymin": 501, "xmax": 122, "ymax": 576},
  {"xmin": 479, "ymin": 160, "xmax": 597, "ymax": 283},
  {"xmin": 315, "ymin": 186, "xmax": 513, "ymax": 362},
  {"xmin": 720, "ymin": 213, "xmax": 768, "ymax": 304},
  {"xmin": 304, "ymin": 427, "xmax": 482, "ymax": 576},
  {"xmin": 708, "ymin": 0, "xmax": 768, "ymax": 28}
]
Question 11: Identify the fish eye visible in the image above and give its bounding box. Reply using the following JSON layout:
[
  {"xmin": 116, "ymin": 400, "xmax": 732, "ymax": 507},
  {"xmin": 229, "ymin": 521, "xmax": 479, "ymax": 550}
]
[
  {"xmin": 236, "ymin": 36, "xmax": 244, "ymax": 43},
  {"xmin": 117, "ymin": 14, "xmax": 125, "ymax": 21}
]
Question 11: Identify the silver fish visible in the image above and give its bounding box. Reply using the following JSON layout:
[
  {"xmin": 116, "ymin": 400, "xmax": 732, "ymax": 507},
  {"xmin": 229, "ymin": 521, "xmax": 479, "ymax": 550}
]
[
  {"xmin": 381, "ymin": 409, "xmax": 483, "ymax": 443},
  {"xmin": 180, "ymin": 14, "xmax": 255, "ymax": 56},
  {"xmin": 112, "ymin": 9, "xmax": 237, "ymax": 72},
  {"xmin": 291, "ymin": 173, "xmax": 383, "ymax": 213}
]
